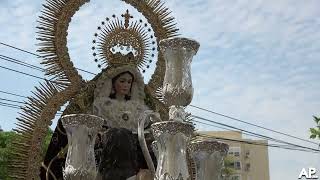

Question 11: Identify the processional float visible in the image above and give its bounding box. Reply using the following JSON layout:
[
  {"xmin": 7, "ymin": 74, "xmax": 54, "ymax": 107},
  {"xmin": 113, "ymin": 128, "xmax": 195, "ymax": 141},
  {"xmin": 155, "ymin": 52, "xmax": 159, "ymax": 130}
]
[{"xmin": 9, "ymin": 0, "xmax": 228, "ymax": 180}]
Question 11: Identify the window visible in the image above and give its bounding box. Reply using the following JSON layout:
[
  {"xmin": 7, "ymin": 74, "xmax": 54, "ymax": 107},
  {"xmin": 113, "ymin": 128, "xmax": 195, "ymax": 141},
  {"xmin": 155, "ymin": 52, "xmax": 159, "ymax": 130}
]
[
  {"xmin": 234, "ymin": 151, "xmax": 240, "ymax": 157},
  {"xmin": 234, "ymin": 161, "xmax": 241, "ymax": 170},
  {"xmin": 245, "ymin": 150, "xmax": 250, "ymax": 158},
  {"xmin": 245, "ymin": 163, "xmax": 251, "ymax": 171},
  {"xmin": 228, "ymin": 147, "xmax": 241, "ymax": 157}
]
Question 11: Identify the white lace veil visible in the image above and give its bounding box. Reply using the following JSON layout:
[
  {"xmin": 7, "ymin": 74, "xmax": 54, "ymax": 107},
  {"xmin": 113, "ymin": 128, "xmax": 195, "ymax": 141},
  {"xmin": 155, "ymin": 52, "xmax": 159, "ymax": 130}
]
[{"xmin": 94, "ymin": 65, "xmax": 146, "ymax": 103}]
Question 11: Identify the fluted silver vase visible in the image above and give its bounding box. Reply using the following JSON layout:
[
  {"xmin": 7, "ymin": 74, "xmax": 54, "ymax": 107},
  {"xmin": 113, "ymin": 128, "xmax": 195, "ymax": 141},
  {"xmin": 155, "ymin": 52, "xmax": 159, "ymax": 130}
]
[
  {"xmin": 159, "ymin": 37, "xmax": 200, "ymax": 122},
  {"xmin": 151, "ymin": 121, "xmax": 195, "ymax": 180},
  {"xmin": 61, "ymin": 114, "xmax": 104, "ymax": 180},
  {"xmin": 188, "ymin": 140, "xmax": 229, "ymax": 180}
]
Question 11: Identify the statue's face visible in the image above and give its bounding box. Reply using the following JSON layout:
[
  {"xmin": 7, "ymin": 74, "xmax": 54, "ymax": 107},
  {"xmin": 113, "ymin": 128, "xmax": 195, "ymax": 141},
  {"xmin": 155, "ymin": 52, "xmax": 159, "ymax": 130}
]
[{"xmin": 114, "ymin": 73, "xmax": 133, "ymax": 96}]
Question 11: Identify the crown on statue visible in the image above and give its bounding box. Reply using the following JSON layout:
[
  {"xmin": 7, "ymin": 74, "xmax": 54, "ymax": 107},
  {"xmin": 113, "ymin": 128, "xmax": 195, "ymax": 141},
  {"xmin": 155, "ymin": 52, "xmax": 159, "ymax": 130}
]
[
  {"xmin": 108, "ymin": 51, "xmax": 137, "ymax": 67},
  {"xmin": 92, "ymin": 9, "xmax": 157, "ymax": 73}
]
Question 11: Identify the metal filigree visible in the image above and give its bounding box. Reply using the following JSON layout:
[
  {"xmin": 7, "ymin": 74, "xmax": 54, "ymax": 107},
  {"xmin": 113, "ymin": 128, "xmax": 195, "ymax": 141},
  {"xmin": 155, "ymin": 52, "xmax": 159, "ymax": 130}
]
[
  {"xmin": 188, "ymin": 140, "xmax": 229, "ymax": 155},
  {"xmin": 151, "ymin": 121, "xmax": 194, "ymax": 139},
  {"xmin": 158, "ymin": 173, "xmax": 190, "ymax": 180}
]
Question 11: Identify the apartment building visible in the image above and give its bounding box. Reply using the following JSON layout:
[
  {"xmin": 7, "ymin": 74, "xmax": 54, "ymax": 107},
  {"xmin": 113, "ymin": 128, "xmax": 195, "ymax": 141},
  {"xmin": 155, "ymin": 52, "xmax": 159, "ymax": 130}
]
[{"xmin": 199, "ymin": 131, "xmax": 270, "ymax": 180}]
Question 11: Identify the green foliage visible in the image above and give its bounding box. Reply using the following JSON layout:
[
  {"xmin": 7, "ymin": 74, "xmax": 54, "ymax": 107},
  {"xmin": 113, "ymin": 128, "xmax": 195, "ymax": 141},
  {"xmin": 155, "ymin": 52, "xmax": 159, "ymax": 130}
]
[
  {"xmin": 0, "ymin": 128, "xmax": 53, "ymax": 179},
  {"xmin": 310, "ymin": 116, "xmax": 320, "ymax": 139},
  {"xmin": 222, "ymin": 155, "xmax": 236, "ymax": 178},
  {"xmin": 41, "ymin": 128, "xmax": 53, "ymax": 158},
  {"xmin": 0, "ymin": 131, "xmax": 17, "ymax": 180}
]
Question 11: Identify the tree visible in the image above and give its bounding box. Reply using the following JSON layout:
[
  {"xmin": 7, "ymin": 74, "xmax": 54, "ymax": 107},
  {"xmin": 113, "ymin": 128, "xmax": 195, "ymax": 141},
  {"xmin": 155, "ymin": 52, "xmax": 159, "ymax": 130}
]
[
  {"xmin": 221, "ymin": 155, "xmax": 236, "ymax": 180},
  {"xmin": 41, "ymin": 128, "xmax": 53, "ymax": 158},
  {"xmin": 310, "ymin": 116, "xmax": 320, "ymax": 139},
  {"xmin": 0, "ymin": 131, "xmax": 17, "ymax": 180},
  {"xmin": 0, "ymin": 129, "xmax": 53, "ymax": 179}
]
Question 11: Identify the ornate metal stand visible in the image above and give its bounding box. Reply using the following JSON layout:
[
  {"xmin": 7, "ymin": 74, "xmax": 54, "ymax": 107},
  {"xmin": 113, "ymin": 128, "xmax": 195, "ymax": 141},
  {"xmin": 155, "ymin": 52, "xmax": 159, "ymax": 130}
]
[
  {"xmin": 152, "ymin": 121, "xmax": 194, "ymax": 180},
  {"xmin": 188, "ymin": 140, "xmax": 229, "ymax": 180},
  {"xmin": 61, "ymin": 114, "xmax": 104, "ymax": 180}
]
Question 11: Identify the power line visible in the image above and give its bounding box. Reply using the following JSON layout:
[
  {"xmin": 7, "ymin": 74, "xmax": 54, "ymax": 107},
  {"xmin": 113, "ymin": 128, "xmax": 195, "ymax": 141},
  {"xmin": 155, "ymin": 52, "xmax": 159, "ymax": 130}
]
[
  {"xmin": 0, "ymin": 90, "xmax": 28, "ymax": 98},
  {"xmin": 192, "ymin": 115, "xmax": 320, "ymax": 153},
  {"xmin": 0, "ymin": 41, "xmax": 97, "ymax": 75},
  {"xmin": 193, "ymin": 119, "xmax": 268, "ymax": 139},
  {"xmin": 193, "ymin": 119, "xmax": 320, "ymax": 153},
  {"xmin": 1, "ymin": 42, "xmax": 318, "ymax": 150},
  {"xmin": 0, "ymin": 98, "xmax": 24, "ymax": 104},
  {"xmin": 5, "ymin": 92, "xmax": 314, "ymax": 153},
  {"xmin": 0, "ymin": 42, "xmax": 39, "ymax": 57},
  {"xmin": 1, "ymin": 90, "xmax": 319, "ymax": 154},
  {"xmin": 0, "ymin": 64, "xmax": 62, "ymax": 85},
  {"xmin": 197, "ymin": 134, "xmax": 320, "ymax": 153},
  {"xmin": 196, "ymin": 134, "xmax": 320, "ymax": 154},
  {"xmin": 2, "ymin": 88, "xmax": 319, "ymax": 153},
  {"xmin": 0, "ymin": 100, "xmax": 63, "ymax": 114},
  {"xmin": 0, "ymin": 102, "xmax": 21, "ymax": 109},
  {"xmin": 190, "ymin": 104, "xmax": 318, "ymax": 146},
  {"xmin": 0, "ymin": 96, "xmax": 64, "ymax": 114},
  {"xmin": 0, "ymin": 54, "xmax": 44, "ymax": 72},
  {"xmin": 0, "ymin": 102, "xmax": 63, "ymax": 116}
]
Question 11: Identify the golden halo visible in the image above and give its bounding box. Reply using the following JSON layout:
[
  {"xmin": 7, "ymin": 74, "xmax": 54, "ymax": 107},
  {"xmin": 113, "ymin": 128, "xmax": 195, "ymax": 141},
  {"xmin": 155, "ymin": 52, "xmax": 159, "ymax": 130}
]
[{"xmin": 92, "ymin": 10, "xmax": 157, "ymax": 73}]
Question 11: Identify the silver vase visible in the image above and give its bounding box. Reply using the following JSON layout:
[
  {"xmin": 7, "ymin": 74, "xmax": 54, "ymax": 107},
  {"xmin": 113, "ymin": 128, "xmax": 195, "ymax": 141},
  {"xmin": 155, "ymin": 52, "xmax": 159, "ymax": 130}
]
[
  {"xmin": 151, "ymin": 121, "xmax": 195, "ymax": 180},
  {"xmin": 61, "ymin": 114, "xmax": 104, "ymax": 180},
  {"xmin": 159, "ymin": 37, "xmax": 200, "ymax": 122},
  {"xmin": 188, "ymin": 140, "xmax": 229, "ymax": 180}
]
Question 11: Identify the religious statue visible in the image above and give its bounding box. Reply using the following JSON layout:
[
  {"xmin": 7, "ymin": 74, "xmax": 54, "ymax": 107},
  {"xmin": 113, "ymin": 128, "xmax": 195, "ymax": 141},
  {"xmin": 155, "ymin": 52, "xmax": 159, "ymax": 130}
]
[
  {"xmin": 30, "ymin": 2, "xmax": 175, "ymax": 178},
  {"xmin": 92, "ymin": 65, "xmax": 156, "ymax": 180},
  {"xmin": 40, "ymin": 63, "xmax": 158, "ymax": 180}
]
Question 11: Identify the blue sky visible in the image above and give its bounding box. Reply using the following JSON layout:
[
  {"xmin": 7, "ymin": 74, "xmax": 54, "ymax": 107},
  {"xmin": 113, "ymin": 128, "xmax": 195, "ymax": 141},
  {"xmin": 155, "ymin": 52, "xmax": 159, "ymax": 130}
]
[{"xmin": 1, "ymin": 0, "xmax": 320, "ymax": 179}]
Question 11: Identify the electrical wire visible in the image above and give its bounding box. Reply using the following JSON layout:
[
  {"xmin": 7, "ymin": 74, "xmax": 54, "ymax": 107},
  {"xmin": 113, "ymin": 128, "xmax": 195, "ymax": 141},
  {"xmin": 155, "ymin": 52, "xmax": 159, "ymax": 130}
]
[
  {"xmin": 0, "ymin": 90, "xmax": 28, "ymax": 98},
  {"xmin": 0, "ymin": 97, "xmax": 24, "ymax": 104},
  {"xmin": 0, "ymin": 54, "xmax": 44, "ymax": 72},
  {"xmin": 1, "ymin": 89, "xmax": 319, "ymax": 153},
  {"xmin": 0, "ymin": 42, "xmax": 39, "ymax": 57},
  {"xmin": 0, "ymin": 98, "xmax": 63, "ymax": 115},
  {"xmin": 0, "ymin": 101, "xmax": 21, "ymax": 109},
  {"xmin": 0, "ymin": 42, "xmax": 97, "ymax": 75},
  {"xmin": 193, "ymin": 119, "xmax": 320, "ymax": 153},
  {"xmin": 196, "ymin": 134, "xmax": 320, "ymax": 154},
  {"xmin": 190, "ymin": 104, "xmax": 318, "ymax": 146},
  {"xmin": 0, "ymin": 64, "xmax": 64, "ymax": 85},
  {"xmin": 0, "ymin": 102, "xmax": 63, "ymax": 116},
  {"xmin": 192, "ymin": 115, "xmax": 320, "ymax": 153},
  {"xmin": 1, "ymin": 41, "xmax": 319, "ymax": 152},
  {"xmin": 194, "ymin": 119, "xmax": 320, "ymax": 153}
]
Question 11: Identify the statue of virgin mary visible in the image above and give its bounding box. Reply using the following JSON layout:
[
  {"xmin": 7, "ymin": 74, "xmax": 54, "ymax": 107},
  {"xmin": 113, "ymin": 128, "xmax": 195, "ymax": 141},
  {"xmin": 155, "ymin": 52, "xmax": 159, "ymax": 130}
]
[
  {"xmin": 92, "ymin": 65, "xmax": 157, "ymax": 180},
  {"xmin": 38, "ymin": 7, "xmax": 171, "ymax": 180},
  {"xmin": 40, "ymin": 64, "xmax": 158, "ymax": 180}
]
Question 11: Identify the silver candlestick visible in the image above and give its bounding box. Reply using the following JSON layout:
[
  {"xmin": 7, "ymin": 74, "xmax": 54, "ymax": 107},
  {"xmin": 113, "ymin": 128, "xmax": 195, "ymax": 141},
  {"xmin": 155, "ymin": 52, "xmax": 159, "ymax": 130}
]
[
  {"xmin": 149, "ymin": 37, "xmax": 200, "ymax": 180},
  {"xmin": 61, "ymin": 114, "xmax": 104, "ymax": 180},
  {"xmin": 159, "ymin": 37, "xmax": 200, "ymax": 122},
  {"xmin": 152, "ymin": 121, "xmax": 194, "ymax": 180},
  {"xmin": 188, "ymin": 140, "xmax": 229, "ymax": 180}
]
